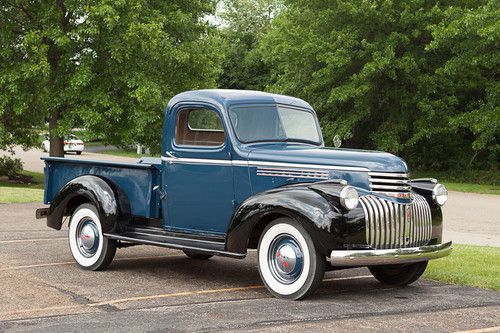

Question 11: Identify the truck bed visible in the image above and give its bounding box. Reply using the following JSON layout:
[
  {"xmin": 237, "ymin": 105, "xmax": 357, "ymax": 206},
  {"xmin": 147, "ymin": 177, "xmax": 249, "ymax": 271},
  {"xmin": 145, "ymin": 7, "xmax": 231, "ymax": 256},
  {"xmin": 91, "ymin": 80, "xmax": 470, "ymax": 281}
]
[{"xmin": 42, "ymin": 157, "xmax": 162, "ymax": 219}]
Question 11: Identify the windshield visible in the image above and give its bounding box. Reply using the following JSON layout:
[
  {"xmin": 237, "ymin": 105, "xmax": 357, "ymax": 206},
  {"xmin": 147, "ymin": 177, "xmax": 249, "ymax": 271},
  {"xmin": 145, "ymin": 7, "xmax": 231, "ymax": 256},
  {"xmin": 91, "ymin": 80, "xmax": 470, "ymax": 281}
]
[{"xmin": 229, "ymin": 105, "xmax": 322, "ymax": 144}]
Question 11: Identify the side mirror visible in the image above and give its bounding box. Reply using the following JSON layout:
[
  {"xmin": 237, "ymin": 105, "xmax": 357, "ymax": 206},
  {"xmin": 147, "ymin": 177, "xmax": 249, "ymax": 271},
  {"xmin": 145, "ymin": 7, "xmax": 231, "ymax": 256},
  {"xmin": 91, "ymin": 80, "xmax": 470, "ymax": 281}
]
[{"xmin": 333, "ymin": 135, "xmax": 342, "ymax": 148}]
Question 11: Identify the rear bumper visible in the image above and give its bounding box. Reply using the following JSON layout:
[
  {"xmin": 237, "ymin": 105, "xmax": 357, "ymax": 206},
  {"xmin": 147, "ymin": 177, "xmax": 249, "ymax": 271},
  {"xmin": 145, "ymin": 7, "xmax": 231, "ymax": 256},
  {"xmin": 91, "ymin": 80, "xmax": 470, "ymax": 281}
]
[
  {"xmin": 65, "ymin": 145, "xmax": 84, "ymax": 152},
  {"xmin": 329, "ymin": 241, "xmax": 452, "ymax": 266}
]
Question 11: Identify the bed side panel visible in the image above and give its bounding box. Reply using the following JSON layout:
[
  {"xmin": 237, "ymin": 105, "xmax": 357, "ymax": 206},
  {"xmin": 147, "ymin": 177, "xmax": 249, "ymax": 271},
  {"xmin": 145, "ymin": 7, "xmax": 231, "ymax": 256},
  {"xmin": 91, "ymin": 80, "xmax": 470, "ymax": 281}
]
[{"xmin": 44, "ymin": 158, "xmax": 160, "ymax": 218}]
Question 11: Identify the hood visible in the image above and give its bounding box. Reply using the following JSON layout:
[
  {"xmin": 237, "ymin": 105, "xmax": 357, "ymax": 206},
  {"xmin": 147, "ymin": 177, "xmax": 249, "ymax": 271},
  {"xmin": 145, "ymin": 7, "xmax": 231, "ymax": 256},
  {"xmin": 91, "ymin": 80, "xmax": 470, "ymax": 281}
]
[{"xmin": 247, "ymin": 144, "xmax": 408, "ymax": 173}]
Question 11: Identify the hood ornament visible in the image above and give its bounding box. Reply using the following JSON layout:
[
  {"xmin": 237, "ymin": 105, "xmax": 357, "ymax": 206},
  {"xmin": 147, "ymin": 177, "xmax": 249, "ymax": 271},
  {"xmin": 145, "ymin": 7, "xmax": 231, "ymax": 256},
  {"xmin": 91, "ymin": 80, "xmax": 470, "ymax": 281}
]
[{"xmin": 333, "ymin": 135, "xmax": 342, "ymax": 148}]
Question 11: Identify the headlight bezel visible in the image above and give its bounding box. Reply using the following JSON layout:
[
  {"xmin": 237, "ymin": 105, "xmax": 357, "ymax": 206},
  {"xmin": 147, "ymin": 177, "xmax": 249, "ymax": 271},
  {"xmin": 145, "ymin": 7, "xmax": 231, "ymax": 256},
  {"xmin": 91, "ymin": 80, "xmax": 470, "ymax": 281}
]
[
  {"xmin": 432, "ymin": 183, "xmax": 448, "ymax": 206},
  {"xmin": 339, "ymin": 186, "xmax": 359, "ymax": 210}
]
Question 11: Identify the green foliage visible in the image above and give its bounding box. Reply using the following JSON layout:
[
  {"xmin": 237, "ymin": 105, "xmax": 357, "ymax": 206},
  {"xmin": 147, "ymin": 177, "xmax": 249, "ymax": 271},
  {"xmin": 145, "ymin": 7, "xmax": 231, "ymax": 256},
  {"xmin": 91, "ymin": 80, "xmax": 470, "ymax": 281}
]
[
  {"xmin": 0, "ymin": 0, "xmax": 222, "ymax": 154},
  {"xmin": 258, "ymin": 0, "xmax": 499, "ymax": 170},
  {"xmin": 217, "ymin": 0, "xmax": 282, "ymax": 90},
  {"xmin": 188, "ymin": 109, "xmax": 223, "ymax": 130},
  {"xmin": 0, "ymin": 156, "xmax": 23, "ymax": 179},
  {"xmin": 412, "ymin": 169, "xmax": 500, "ymax": 186}
]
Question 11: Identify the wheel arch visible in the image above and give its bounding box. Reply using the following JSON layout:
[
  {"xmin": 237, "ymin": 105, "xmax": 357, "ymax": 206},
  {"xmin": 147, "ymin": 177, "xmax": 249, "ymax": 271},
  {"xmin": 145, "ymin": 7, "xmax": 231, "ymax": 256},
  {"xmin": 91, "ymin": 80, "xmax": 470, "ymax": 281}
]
[
  {"xmin": 226, "ymin": 186, "xmax": 345, "ymax": 256},
  {"xmin": 47, "ymin": 175, "xmax": 131, "ymax": 233}
]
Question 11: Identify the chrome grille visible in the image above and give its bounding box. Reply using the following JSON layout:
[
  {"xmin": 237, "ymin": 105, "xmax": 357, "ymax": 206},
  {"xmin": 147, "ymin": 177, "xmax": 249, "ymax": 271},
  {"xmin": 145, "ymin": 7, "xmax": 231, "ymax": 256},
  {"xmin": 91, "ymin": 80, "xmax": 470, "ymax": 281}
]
[
  {"xmin": 256, "ymin": 167, "xmax": 329, "ymax": 179},
  {"xmin": 369, "ymin": 172, "xmax": 411, "ymax": 198},
  {"xmin": 359, "ymin": 194, "xmax": 432, "ymax": 249}
]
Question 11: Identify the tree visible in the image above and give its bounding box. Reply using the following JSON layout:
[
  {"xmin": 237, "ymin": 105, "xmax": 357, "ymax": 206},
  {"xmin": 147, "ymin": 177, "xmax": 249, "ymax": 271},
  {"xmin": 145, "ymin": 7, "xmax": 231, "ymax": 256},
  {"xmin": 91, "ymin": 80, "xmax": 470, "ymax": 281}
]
[
  {"xmin": 260, "ymin": 0, "xmax": 498, "ymax": 170},
  {"xmin": 424, "ymin": 0, "xmax": 499, "ymax": 168},
  {"xmin": 217, "ymin": 0, "xmax": 282, "ymax": 90},
  {"xmin": 0, "ymin": 0, "xmax": 221, "ymax": 156}
]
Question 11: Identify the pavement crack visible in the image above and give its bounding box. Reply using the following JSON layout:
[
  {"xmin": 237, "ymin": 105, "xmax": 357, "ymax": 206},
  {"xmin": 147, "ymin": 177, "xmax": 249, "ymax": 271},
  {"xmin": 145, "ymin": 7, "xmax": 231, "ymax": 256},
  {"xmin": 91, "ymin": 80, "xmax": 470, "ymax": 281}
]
[
  {"xmin": 198, "ymin": 303, "xmax": 500, "ymax": 333},
  {"xmin": 48, "ymin": 284, "xmax": 120, "ymax": 312}
]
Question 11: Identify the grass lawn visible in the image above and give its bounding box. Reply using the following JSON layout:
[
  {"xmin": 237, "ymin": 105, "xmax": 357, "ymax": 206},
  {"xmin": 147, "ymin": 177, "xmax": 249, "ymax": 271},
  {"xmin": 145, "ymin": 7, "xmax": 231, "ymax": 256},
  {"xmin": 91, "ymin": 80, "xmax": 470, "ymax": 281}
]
[
  {"xmin": 441, "ymin": 182, "xmax": 500, "ymax": 195},
  {"xmin": 84, "ymin": 140, "xmax": 105, "ymax": 147},
  {"xmin": 0, "ymin": 171, "xmax": 45, "ymax": 203},
  {"xmin": 0, "ymin": 187, "xmax": 44, "ymax": 203},
  {"xmin": 423, "ymin": 244, "xmax": 500, "ymax": 291}
]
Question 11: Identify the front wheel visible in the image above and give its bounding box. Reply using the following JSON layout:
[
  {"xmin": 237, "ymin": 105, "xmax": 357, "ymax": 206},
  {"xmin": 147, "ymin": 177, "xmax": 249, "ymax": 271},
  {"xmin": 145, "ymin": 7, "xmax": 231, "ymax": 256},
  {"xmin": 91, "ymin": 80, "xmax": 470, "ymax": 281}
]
[
  {"xmin": 69, "ymin": 203, "xmax": 116, "ymax": 271},
  {"xmin": 257, "ymin": 218, "xmax": 325, "ymax": 300},
  {"xmin": 368, "ymin": 261, "xmax": 428, "ymax": 286}
]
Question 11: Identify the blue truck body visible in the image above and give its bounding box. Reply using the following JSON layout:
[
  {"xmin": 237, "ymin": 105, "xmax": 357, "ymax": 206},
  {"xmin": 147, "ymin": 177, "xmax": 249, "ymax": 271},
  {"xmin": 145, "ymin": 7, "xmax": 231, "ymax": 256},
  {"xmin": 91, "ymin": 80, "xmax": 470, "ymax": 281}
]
[
  {"xmin": 39, "ymin": 89, "xmax": 452, "ymax": 300},
  {"xmin": 44, "ymin": 90, "xmax": 408, "ymax": 234}
]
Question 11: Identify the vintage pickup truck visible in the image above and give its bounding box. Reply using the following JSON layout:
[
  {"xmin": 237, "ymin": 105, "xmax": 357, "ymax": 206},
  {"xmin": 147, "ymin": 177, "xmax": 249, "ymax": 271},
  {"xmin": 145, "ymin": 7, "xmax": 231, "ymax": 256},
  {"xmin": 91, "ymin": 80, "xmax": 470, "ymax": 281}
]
[{"xmin": 36, "ymin": 89, "xmax": 452, "ymax": 300}]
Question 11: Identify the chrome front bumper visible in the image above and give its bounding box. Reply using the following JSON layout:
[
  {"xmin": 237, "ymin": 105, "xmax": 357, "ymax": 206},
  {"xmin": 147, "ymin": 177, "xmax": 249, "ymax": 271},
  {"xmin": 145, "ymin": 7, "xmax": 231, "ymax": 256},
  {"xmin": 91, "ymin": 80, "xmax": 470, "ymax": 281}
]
[{"xmin": 329, "ymin": 241, "xmax": 452, "ymax": 266}]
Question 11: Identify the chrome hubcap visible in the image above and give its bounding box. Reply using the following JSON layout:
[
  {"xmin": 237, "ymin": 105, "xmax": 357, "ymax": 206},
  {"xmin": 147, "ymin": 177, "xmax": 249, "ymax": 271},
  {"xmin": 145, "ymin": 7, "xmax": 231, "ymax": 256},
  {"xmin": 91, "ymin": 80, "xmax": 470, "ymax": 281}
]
[
  {"xmin": 76, "ymin": 219, "xmax": 99, "ymax": 257},
  {"xmin": 268, "ymin": 235, "xmax": 303, "ymax": 284}
]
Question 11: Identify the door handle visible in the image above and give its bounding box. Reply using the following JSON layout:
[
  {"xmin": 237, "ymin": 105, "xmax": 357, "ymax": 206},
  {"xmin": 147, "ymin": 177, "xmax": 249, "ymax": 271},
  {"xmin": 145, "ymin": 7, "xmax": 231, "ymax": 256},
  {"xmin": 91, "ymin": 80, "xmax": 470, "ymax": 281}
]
[
  {"xmin": 165, "ymin": 151, "xmax": 178, "ymax": 159},
  {"xmin": 153, "ymin": 185, "xmax": 167, "ymax": 200},
  {"xmin": 165, "ymin": 151, "xmax": 178, "ymax": 164}
]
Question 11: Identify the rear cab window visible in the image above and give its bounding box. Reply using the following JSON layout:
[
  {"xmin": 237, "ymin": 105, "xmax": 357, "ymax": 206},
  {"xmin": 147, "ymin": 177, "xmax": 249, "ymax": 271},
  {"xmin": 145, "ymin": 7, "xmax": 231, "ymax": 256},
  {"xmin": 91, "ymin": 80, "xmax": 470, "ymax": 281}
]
[{"xmin": 175, "ymin": 108, "xmax": 225, "ymax": 147}]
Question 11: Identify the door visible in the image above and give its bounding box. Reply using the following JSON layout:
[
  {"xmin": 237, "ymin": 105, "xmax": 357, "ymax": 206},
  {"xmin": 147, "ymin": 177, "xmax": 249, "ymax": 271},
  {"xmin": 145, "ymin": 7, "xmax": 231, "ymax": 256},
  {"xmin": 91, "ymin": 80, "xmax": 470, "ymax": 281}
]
[{"xmin": 163, "ymin": 104, "xmax": 235, "ymax": 235}]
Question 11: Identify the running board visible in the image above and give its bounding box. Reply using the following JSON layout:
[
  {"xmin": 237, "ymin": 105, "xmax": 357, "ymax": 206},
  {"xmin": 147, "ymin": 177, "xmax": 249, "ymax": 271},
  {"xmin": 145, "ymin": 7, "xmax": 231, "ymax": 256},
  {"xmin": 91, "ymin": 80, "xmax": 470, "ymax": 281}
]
[{"xmin": 103, "ymin": 231, "xmax": 246, "ymax": 259}]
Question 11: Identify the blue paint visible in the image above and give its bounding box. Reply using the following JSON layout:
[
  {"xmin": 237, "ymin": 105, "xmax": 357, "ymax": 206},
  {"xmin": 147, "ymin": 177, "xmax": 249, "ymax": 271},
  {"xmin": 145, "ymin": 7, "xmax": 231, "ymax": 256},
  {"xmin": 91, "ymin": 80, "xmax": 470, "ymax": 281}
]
[
  {"xmin": 43, "ymin": 157, "xmax": 161, "ymax": 218},
  {"xmin": 45, "ymin": 89, "xmax": 413, "ymax": 236},
  {"xmin": 160, "ymin": 101, "xmax": 235, "ymax": 235}
]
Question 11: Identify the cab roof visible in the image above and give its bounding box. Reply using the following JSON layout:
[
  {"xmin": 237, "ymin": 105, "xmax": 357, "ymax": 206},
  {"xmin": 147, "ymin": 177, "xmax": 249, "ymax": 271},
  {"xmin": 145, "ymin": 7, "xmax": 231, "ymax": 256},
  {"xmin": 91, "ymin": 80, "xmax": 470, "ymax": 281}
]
[{"xmin": 167, "ymin": 89, "xmax": 313, "ymax": 112}]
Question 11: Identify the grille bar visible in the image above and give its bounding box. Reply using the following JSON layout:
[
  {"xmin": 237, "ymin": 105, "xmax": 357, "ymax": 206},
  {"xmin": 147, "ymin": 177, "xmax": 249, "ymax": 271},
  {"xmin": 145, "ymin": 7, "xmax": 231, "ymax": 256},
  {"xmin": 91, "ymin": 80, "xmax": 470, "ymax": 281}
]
[
  {"xmin": 256, "ymin": 167, "xmax": 329, "ymax": 179},
  {"xmin": 369, "ymin": 172, "xmax": 411, "ymax": 198},
  {"xmin": 360, "ymin": 194, "xmax": 432, "ymax": 249}
]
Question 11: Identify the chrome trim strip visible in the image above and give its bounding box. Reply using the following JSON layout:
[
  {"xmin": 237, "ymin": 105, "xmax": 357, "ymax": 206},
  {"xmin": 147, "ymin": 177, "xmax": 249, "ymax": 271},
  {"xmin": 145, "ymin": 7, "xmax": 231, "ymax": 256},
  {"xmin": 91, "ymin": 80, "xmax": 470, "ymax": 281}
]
[
  {"xmin": 329, "ymin": 241, "xmax": 452, "ymax": 266},
  {"xmin": 161, "ymin": 156, "xmax": 233, "ymax": 166},
  {"xmin": 372, "ymin": 191, "xmax": 412, "ymax": 199},
  {"xmin": 256, "ymin": 167, "xmax": 330, "ymax": 179},
  {"xmin": 369, "ymin": 178, "xmax": 411, "ymax": 184},
  {"xmin": 249, "ymin": 160, "xmax": 369, "ymax": 172},
  {"xmin": 370, "ymin": 184, "xmax": 411, "ymax": 190},
  {"xmin": 380, "ymin": 198, "xmax": 390, "ymax": 248},
  {"xmin": 368, "ymin": 172, "xmax": 409, "ymax": 178},
  {"xmin": 412, "ymin": 178, "xmax": 438, "ymax": 184},
  {"xmin": 161, "ymin": 156, "xmax": 370, "ymax": 172}
]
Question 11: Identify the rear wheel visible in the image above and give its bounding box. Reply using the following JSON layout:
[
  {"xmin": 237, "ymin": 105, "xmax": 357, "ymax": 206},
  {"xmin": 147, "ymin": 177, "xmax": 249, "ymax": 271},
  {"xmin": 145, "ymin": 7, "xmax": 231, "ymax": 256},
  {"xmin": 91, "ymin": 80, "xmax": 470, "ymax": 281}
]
[
  {"xmin": 76, "ymin": 151, "xmax": 82, "ymax": 155},
  {"xmin": 69, "ymin": 203, "xmax": 116, "ymax": 271},
  {"xmin": 257, "ymin": 218, "xmax": 325, "ymax": 300},
  {"xmin": 368, "ymin": 261, "xmax": 428, "ymax": 286},
  {"xmin": 183, "ymin": 250, "xmax": 213, "ymax": 260}
]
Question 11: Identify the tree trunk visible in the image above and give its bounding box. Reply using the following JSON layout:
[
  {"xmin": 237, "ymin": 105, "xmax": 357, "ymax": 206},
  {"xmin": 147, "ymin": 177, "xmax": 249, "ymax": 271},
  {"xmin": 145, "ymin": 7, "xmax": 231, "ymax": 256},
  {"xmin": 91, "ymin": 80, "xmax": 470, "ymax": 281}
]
[{"xmin": 48, "ymin": 111, "xmax": 64, "ymax": 157}]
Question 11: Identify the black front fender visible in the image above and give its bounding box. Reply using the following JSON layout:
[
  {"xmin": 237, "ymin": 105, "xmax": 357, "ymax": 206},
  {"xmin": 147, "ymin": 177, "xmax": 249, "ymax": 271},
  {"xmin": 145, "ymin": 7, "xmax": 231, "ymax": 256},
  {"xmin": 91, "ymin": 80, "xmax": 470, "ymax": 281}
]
[
  {"xmin": 226, "ymin": 184, "xmax": 366, "ymax": 255},
  {"xmin": 47, "ymin": 175, "xmax": 131, "ymax": 233}
]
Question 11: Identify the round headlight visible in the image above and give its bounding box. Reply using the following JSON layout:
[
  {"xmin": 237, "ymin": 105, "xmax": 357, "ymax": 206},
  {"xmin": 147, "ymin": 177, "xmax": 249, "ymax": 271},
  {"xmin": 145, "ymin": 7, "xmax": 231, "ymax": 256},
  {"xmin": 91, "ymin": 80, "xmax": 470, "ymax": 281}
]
[
  {"xmin": 340, "ymin": 186, "xmax": 359, "ymax": 210},
  {"xmin": 432, "ymin": 184, "xmax": 448, "ymax": 206}
]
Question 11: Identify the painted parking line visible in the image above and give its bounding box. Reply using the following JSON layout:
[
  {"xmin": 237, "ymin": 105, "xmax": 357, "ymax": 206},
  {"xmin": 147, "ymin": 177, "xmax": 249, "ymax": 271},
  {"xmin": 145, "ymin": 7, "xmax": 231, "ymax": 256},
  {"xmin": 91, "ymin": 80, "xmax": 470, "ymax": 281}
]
[
  {"xmin": 0, "ymin": 275, "xmax": 373, "ymax": 319},
  {"xmin": 454, "ymin": 327, "xmax": 500, "ymax": 333},
  {"xmin": 0, "ymin": 254, "xmax": 183, "ymax": 271},
  {"xmin": 0, "ymin": 237, "xmax": 67, "ymax": 244}
]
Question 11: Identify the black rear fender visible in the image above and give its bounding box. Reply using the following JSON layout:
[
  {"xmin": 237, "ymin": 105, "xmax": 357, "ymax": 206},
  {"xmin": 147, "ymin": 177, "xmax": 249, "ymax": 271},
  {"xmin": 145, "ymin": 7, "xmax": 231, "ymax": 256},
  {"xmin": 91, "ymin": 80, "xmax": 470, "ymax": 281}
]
[{"xmin": 47, "ymin": 175, "xmax": 131, "ymax": 233}]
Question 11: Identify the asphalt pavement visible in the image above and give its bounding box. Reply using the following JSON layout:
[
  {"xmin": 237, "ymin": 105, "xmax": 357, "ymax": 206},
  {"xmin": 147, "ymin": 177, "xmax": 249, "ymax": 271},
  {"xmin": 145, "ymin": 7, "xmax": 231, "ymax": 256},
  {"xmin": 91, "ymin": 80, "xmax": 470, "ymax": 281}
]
[{"xmin": 0, "ymin": 203, "xmax": 499, "ymax": 332}]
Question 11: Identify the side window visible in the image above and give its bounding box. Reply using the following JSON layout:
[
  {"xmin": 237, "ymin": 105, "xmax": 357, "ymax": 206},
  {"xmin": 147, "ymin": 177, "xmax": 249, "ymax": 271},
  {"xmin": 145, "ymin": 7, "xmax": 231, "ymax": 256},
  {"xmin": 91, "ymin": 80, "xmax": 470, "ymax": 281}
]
[{"xmin": 175, "ymin": 108, "xmax": 225, "ymax": 147}]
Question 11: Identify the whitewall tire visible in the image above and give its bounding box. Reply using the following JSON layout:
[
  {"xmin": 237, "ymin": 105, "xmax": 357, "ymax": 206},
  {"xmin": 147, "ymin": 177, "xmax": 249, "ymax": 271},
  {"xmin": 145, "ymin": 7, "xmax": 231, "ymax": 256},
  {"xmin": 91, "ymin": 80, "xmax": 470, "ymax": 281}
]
[
  {"xmin": 257, "ymin": 218, "xmax": 325, "ymax": 300},
  {"xmin": 69, "ymin": 203, "xmax": 116, "ymax": 270}
]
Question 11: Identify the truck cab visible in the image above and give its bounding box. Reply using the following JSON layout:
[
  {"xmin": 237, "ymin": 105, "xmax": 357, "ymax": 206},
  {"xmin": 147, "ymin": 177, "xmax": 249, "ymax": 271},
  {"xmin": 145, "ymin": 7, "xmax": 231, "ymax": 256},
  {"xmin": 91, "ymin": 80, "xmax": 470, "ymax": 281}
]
[{"xmin": 37, "ymin": 89, "xmax": 452, "ymax": 300}]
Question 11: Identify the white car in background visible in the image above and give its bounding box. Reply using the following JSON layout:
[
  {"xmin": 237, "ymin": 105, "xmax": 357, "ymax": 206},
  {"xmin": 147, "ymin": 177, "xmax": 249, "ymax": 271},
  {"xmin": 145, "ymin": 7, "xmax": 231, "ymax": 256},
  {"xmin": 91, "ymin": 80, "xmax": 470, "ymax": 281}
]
[{"xmin": 42, "ymin": 135, "xmax": 85, "ymax": 155}]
